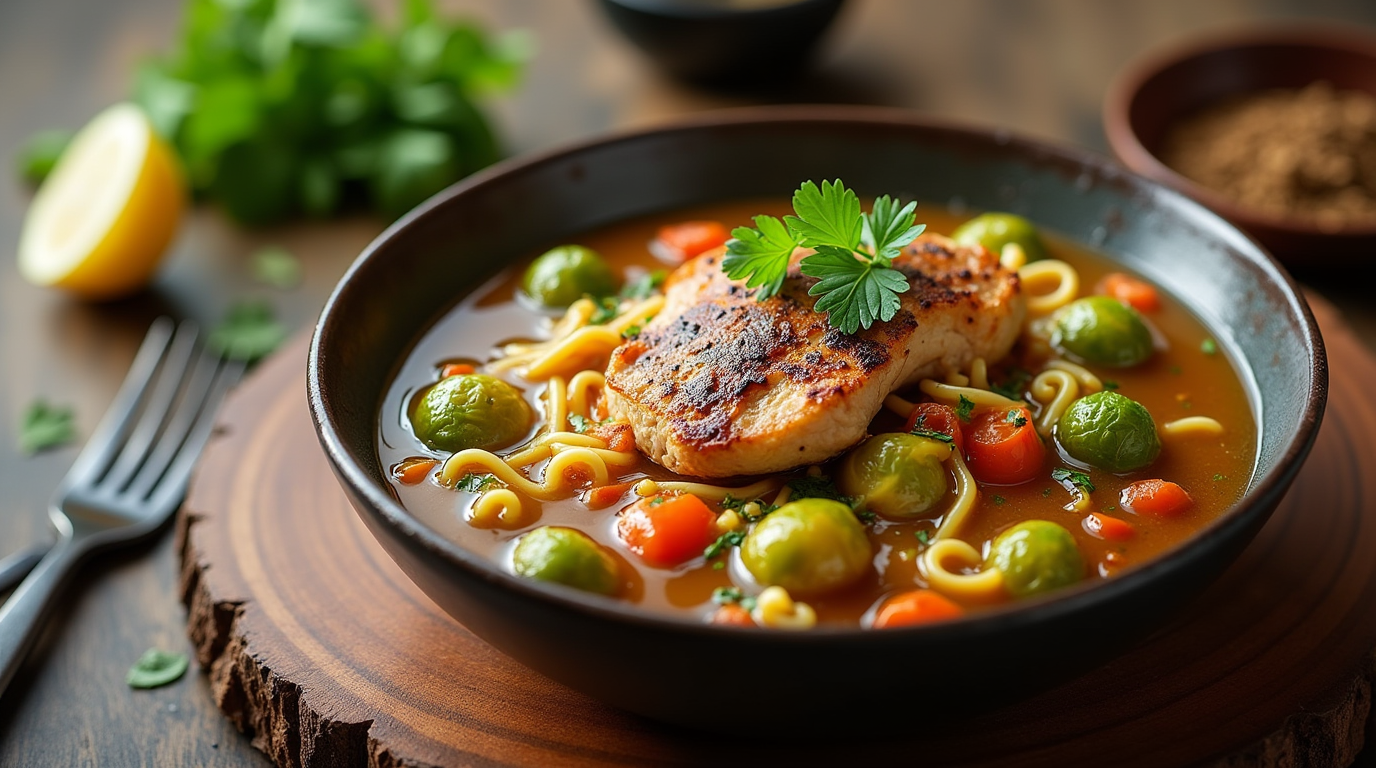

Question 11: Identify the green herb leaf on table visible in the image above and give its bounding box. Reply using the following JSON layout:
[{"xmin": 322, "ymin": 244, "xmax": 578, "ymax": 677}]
[
  {"xmin": 18, "ymin": 400, "xmax": 76, "ymax": 455},
  {"xmin": 252, "ymin": 246, "xmax": 302, "ymax": 289},
  {"xmin": 209, "ymin": 301, "xmax": 287, "ymax": 362},
  {"xmin": 127, "ymin": 648, "xmax": 189, "ymax": 689},
  {"xmin": 16, "ymin": 130, "xmax": 73, "ymax": 185},
  {"xmin": 1051, "ymin": 467, "xmax": 1096, "ymax": 494}
]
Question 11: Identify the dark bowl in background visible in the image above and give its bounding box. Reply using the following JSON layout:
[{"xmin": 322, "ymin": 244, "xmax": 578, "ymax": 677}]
[
  {"xmin": 597, "ymin": 0, "xmax": 846, "ymax": 86},
  {"xmin": 1104, "ymin": 25, "xmax": 1376, "ymax": 267},
  {"xmin": 308, "ymin": 107, "xmax": 1326, "ymax": 731}
]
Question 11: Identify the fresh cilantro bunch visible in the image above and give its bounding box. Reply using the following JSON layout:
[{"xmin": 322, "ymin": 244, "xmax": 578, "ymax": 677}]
[
  {"xmin": 721, "ymin": 180, "xmax": 926, "ymax": 334},
  {"xmin": 117, "ymin": 0, "xmax": 529, "ymax": 223}
]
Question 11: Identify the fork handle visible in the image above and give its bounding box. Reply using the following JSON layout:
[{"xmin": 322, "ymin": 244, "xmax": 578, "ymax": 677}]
[{"xmin": 0, "ymin": 537, "xmax": 85, "ymax": 696}]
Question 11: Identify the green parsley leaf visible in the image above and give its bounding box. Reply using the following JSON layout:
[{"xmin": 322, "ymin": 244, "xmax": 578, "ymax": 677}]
[
  {"xmin": 800, "ymin": 248, "xmax": 907, "ymax": 334},
  {"xmin": 910, "ymin": 428, "xmax": 954, "ymax": 444},
  {"xmin": 863, "ymin": 194, "xmax": 925, "ymax": 262},
  {"xmin": 456, "ymin": 473, "xmax": 500, "ymax": 493},
  {"xmin": 786, "ymin": 475, "xmax": 850, "ymax": 504},
  {"xmin": 711, "ymin": 586, "xmax": 757, "ymax": 611},
  {"xmin": 956, "ymin": 395, "xmax": 976, "ymax": 422},
  {"xmin": 589, "ymin": 296, "xmax": 620, "ymax": 325},
  {"xmin": 16, "ymin": 129, "xmax": 73, "ymax": 185},
  {"xmin": 992, "ymin": 495, "xmax": 1007, "ymax": 506},
  {"xmin": 209, "ymin": 301, "xmax": 287, "ymax": 362},
  {"xmin": 1051, "ymin": 467, "xmax": 1096, "ymax": 494},
  {"xmin": 1042, "ymin": 487, "xmax": 1053, "ymax": 497},
  {"xmin": 1201, "ymin": 339, "xmax": 1218, "ymax": 356},
  {"xmin": 568, "ymin": 414, "xmax": 592, "ymax": 433},
  {"xmin": 722, "ymin": 215, "xmax": 797, "ymax": 299},
  {"xmin": 127, "ymin": 648, "xmax": 189, "ymax": 689},
  {"xmin": 252, "ymin": 246, "xmax": 302, "ymax": 289},
  {"xmin": 915, "ymin": 530, "xmax": 931, "ymax": 545},
  {"xmin": 719, "ymin": 494, "xmax": 777, "ymax": 522},
  {"xmin": 1103, "ymin": 381, "xmax": 1120, "ymax": 391},
  {"xmin": 1105, "ymin": 504, "xmax": 1118, "ymax": 511},
  {"xmin": 1005, "ymin": 409, "xmax": 1028, "ymax": 427},
  {"xmin": 1213, "ymin": 473, "xmax": 1226, "ymax": 482},
  {"xmin": 704, "ymin": 530, "xmax": 747, "ymax": 560},
  {"xmin": 785, "ymin": 180, "xmax": 863, "ymax": 251},
  {"xmin": 18, "ymin": 400, "xmax": 76, "ymax": 455},
  {"xmin": 622, "ymin": 324, "xmax": 642, "ymax": 340},
  {"xmin": 649, "ymin": 496, "xmax": 666, "ymax": 506},
  {"xmin": 990, "ymin": 368, "xmax": 1032, "ymax": 401},
  {"xmin": 621, "ymin": 270, "xmax": 667, "ymax": 301}
]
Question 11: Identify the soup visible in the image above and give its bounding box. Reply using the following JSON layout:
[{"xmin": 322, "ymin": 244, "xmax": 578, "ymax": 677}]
[{"xmin": 379, "ymin": 189, "xmax": 1256, "ymax": 630}]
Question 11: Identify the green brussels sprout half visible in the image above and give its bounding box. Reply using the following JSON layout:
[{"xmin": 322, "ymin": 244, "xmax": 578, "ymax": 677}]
[
  {"xmin": 741, "ymin": 498, "xmax": 872, "ymax": 596},
  {"xmin": 1056, "ymin": 391, "xmax": 1162, "ymax": 473},
  {"xmin": 1051, "ymin": 296, "xmax": 1154, "ymax": 368},
  {"xmin": 512, "ymin": 526, "xmax": 621, "ymax": 595},
  {"xmin": 985, "ymin": 520, "xmax": 1084, "ymax": 598},
  {"xmin": 411, "ymin": 373, "xmax": 532, "ymax": 452},
  {"xmin": 838, "ymin": 433, "xmax": 950, "ymax": 520},
  {"xmin": 521, "ymin": 245, "xmax": 617, "ymax": 308},
  {"xmin": 952, "ymin": 212, "xmax": 1049, "ymax": 263}
]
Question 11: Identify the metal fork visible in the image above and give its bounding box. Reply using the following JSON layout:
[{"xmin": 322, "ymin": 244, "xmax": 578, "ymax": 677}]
[{"xmin": 0, "ymin": 318, "xmax": 243, "ymax": 695}]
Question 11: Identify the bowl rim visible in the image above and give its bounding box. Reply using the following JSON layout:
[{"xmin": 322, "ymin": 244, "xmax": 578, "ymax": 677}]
[
  {"xmin": 1103, "ymin": 22, "xmax": 1376, "ymax": 238},
  {"xmin": 308, "ymin": 104, "xmax": 1328, "ymax": 644}
]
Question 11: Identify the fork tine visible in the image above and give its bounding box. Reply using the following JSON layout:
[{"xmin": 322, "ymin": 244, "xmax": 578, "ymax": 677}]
[
  {"xmin": 59, "ymin": 317, "xmax": 176, "ymax": 489},
  {"xmin": 145, "ymin": 356, "xmax": 245, "ymax": 513},
  {"xmin": 122, "ymin": 340, "xmax": 222, "ymax": 502},
  {"xmin": 95, "ymin": 321, "xmax": 200, "ymax": 493}
]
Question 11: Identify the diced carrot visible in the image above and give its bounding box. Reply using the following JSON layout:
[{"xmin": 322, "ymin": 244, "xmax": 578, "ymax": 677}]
[
  {"xmin": 710, "ymin": 604, "xmax": 755, "ymax": 627},
  {"xmin": 440, "ymin": 363, "xmax": 476, "ymax": 378},
  {"xmin": 964, "ymin": 406, "xmax": 1046, "ymax": 485},
  {"xmin": 1097, "ymin": 272, "xmax": 1161, "ymax": 313},
  {"xmin": 903, "ymin": 402, "xmax": 966, "ymax": 454},
  {"xmin": 653, "ymin": 221, "xmax": 730, "ymax": 263},
  {"xmin": 872, "ymin": 590, "xmax": 964, "ymax": 629},
  {"xmin": 589, "ymin": 421, "xmax": 636, "ymax": 452},
  {"xmin": 1121, "ymin": 479, "xmax": 1194, "ymax": 518},
  {"xmin": 616, "ymin": 494, "xmax": 720, "ymax": 568},
  {"xmin": 392, "ymin": 458, "xmax": 437, "ymax": 485},
  {"xmin": 1083, "ymin": 512, "xmax": 1135, "ymax": 541},
  {"xmin": 586, "ymin": 481, "xmax": 633, "ymax": 510}
]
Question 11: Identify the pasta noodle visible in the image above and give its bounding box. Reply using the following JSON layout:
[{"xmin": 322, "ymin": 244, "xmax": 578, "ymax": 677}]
[
  {"xmin": 490, "ymin": 296, "xmax": 665, "ymax": 380},
  {"xmin": 440, "ymin": 446, "xmax": 616, "ymax": 499},
  {"xmin": 1018, "ymin": 259, "xmax": 1080, "ymax": 316},
  {"xmin": 999, "ymin": 242, "xmax": 1028, "ymax": 270},
  {"xmin": 655, "ymin": 478, "xmax": 781, "ymax": 503},
  {"xmin": 919, "ymin": 379, "xmax": 1022, "ymax": 409},
  {"xmin": 567, "ymin": 370, "xmax": 606, "ymax": 420},
  {"xmin": 883, "ymin": 394, "xmax": 916, "ymax": 419},
  {"xmin": 933, "ymin": 451, "xmax": 978, "ymax": 541},
  {"xmin": 468, "ymin": 488, "xmax": 526, "ymax": 529},
  {"xmin": 1044, "ymin": 359, "xmax": 1102, "ymax": 393},
  {"xmin": 1162, "ymin": 416, "xmax": 1225, "ymax": 438},
  {"xmin": 921, "ymin": 538, "xmax": 1004, "ymax": 604},
  {"xmin": 968, "ymin": 358, "xmax": 990, "ymax": 391},
  {"xmin": 1029, "ymin": 369, "xmax": 1079, "ymax": 437},
  {"xmin": 543, "ymin": 375, "xmax": 568, "ymax": 433}
]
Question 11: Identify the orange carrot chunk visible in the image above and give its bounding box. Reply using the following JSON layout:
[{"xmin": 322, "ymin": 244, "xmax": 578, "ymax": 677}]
[
  {"xmin": 392, "ymin": 458, "xmax": 437, "ymax": 485},
  {"xmin": 709, "ymin": 604, "xmax": 755, "ymax": 627},
  {"xmin": 964, "ymin": 406, "xmax": 1045, "ymax": 485},
  {"xmin": 1097, "ymin": 272, "xmax": 1161, "ymax": 313},
  {"xmin": 903, "ymin": 402, "xmax": 966, "ymax": 454},
  {"xmin": 872, "ymin": 590, "xmax": 964, "ymax": 629},
  {"xmin": 440, "ymin": 363, "xmax": 476, "ymax": 378},
  {"xmin": 586, "ymin": 481, "xmax": 633, "ymax": 510},
  {"xmin": 1083, "ymin": 512, "xmax": 1135, "ymax": 541},
  {"xmin": 616, "ymin": 494, "xmax": 719, "ymax": 567},
  {"xmin": 653, "ymin": 221, "xmax": 730, "ymax": 263},
  {"xmin": 1121, "ymin": 479, "xmax": 1194, "ymax": 518}
]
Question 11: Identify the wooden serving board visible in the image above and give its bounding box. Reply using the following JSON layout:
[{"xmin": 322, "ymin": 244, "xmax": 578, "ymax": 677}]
[{"xmin": 178, "ymin": 300, "xmax": 1376, "ymax": 768}]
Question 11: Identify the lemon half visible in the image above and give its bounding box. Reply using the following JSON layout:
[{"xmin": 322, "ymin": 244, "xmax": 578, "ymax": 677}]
[{"xmin": 18, "ymin": 103, "xmax": 185, "ymax": 299}]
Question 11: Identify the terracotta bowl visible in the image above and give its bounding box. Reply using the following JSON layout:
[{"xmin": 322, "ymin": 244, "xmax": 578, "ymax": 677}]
[
  {"xmin": 1104, "ymin": 25, "xmax": 1376, "ymax": 268},
  {"xmin": 308, "ymin": 107, "xmax": 1326, "ymax": 731}
]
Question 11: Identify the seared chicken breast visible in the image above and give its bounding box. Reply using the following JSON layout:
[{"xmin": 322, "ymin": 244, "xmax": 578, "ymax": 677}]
[{"xmin": 603, "ymin": 234, "xmax": 1025, "ymax": 478}]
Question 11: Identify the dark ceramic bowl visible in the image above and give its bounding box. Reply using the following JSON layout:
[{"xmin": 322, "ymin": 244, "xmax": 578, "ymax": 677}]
[
  {"xmin": 1104, "ymin": 25, "xmax": 1376, "ymax": 267},
  {"xmin": 308, "ymin": 107, "xmax": 1326, "ymax": 730},
  {"xmin": 597, "ymin": 0, "xmax": 846, "ymax": 85}
]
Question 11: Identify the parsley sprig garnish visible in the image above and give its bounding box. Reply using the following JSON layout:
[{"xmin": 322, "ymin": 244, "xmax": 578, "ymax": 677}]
[{"xmin": 722, "ymin": 180, "xmax": 925, "ymax": 334}]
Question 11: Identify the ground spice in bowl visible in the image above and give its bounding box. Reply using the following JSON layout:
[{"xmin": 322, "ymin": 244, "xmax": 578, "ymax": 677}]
[{"xmin": 1159, "ymin": 81, "xmax": 1376, "ymax": 232}]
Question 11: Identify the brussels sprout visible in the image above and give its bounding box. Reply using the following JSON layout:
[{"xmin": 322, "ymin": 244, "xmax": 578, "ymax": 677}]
[
  {"xmin": 521, "ymin": 245, "xmax": 617, "ymax": 308},
  {"xmin": 412, "ymin": 373, "xmax": 532, "ymax": 452},
  {"xmin": 512, "ymin": 526, "xmax": 621, "ymax": 595},
  {"xmin": 1057, "ymin": 391, "xmax": 1162, "ymax": 473},
  {"xmin": 985, "ymin": 520, "xmax": 1084, "ymax": 598},
  {"xmin": 838, "ymin": 433, "xmax": 950, "ymax": 519},
  {"xmin": 741, "ymin": 499, "xmax": 872, "ymax": 596},
  {"xmin": 952, "ymin": 212, "xmax": 1048, "ymax": 263},
  {"xmin": 1051, "ymin": 296, "xmax": 1154, "ymax": 367}
]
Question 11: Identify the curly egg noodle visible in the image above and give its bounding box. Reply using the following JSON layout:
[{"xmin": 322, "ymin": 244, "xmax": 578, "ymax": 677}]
[{"xmin": 420, "ymin": 247, "xmax": 1232, "ymax": 619}]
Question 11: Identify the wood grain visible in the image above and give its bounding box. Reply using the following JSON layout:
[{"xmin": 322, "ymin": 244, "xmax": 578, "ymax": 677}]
[{"xmin": 178, "ymin": 299, "xmax": 1376, "ymax": 768}]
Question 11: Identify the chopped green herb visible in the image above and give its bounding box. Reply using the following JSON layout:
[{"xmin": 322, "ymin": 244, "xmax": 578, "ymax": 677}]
[
  {"xmin": 251, "ymin": 246, "xmax": 302, "ymax": 289},
  {"xmin": 568, "ymin": 413, "xmax": 609, "ymax": 434},
  {"xmin": 1103, "ymin": 381, "xmax": 1120, "ymax": 391},
  {"xmin": 1201, "ymin": 339, "xmax": 1218, "ymax": 356},
  {"xmin": 1004, "ymin": 409, "xmax": 1028, "ymax": 428},
  {"xmin": 621, "ymin": 324, "xmax": 641, "ymax": 340},
  {"xmin": 1213, "ymin": 473, "xmax": 1226, "ymax": 482},
  {"xmin": 712, "ymin": 561, "xmax": 725, "ymax": 570},
  {"xmin": 787, "ymin": 475, "xmax": 849, "ymax": 504},
  {"xmin": 854, "ymin": 509, "xmax": 878, "ymax": 524},
  {"xmin": 621, "ymin": 270, "xmax": 667, "ymax": 301},
  {"xmin": 711, "ymin": 586, "xmax": 757, "ymax": 611},
  {"xmin": 456, "ymin": 473, "xmax": 500, "ymax": 493},
  {"xmin": 990, "ymin": 368, "xmax": 1032, "ymax": 401},
  {"xmin": 589, "ymin": 296, "xmax": 620, "ymax": 325},
  {"xmin": 209, "ymin": 300, "xmax": 286, "ymax": 362},
  {"xmin": 955, "ymin": 394, "xmax": 976, "ymax": 422},
  {"xmin": 18, "ymin": 400, "xmax": 76, "ymax": 455},
  {"xmin": 1051, "ymin": 467, "xmax": 1096, "ymax": 494},
  {"xmin": 720, "ymin": 494, "xmax": 777, "ymax": 522},
  {"xmin": 1105, "ymin": 504, "xmax": 1118, "ymax": 511},
  {"xmin": 722, "ymin": 180, "xmax": 925, "ymax": 333},
  {"xmin": 649, "ymin": 496, "xmax": 666, "ymax": 507},
  {"xmin": 915, "ymin": 530, "xmax": 931, "ymax": 545},
  {"xmin": 127, "ymin": 648, "xmax": 189, "ymax": 689},
  {"xmin": 992, "ymin": 495, "xmax": 1007, "ymax": 506},
  {"xmin": 910, "ymin": 428, "xmax": 954, "ymax": 444},
  {"xmin": 1042, "ymin": 487, "xmax": 1053, "ymax": 498},
  {"xmin": 704, "ymin": 530, "xmax": 747, "ymax": 560}
]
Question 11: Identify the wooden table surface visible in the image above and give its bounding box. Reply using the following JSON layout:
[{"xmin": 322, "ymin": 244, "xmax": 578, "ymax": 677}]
[{"xmin": 1, "ymin": 1, "xmax": 1374, "ymax": 765}]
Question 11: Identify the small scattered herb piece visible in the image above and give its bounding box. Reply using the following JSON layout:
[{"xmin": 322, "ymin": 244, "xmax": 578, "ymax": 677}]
[
  {"xmin": 704, "ymin": 530, "xmax": 747, "ymax": 560},
  {"xmin": 589, "ymin": 296, "xmax": 621, "ymax": 325},
  {"xmin": 209, "ymin": 300, "xmax": 286, "ymax": 362},
  {"xmin": 1042, "ymin": 487, "xmax": 1053, "ymax": 498},
  {"xmin": 712, "ymin": 561, "xmax": 725, "ymax": 570},
  {"xmin": 712, "ymin": 586, "xmax": 758, "ymax": 611},
  {"xmin": 915, "ymin": 530, "xmax": 931, "ymax": 545},
  {"xmin": 1105, "ymin": 504, "xmax": 1118, "ymax": 511},
  {"xmin": 1213, "ymin": 473, "xmax": 1226, "ymax": 482},
  {"xmin": 1051, "ymin": 467, "xmax": 1096, "ymax": 494},
  {"xmin": 910, "ymin": 428, "xmax": 954, "ymax": 444},
  {"xmin": 1201, "ymin": 339, "xmax": 1218, "ymax": 356},
  {"xmin": 720, "ymin": 494, "xmax": 777, "ymax": 522},
  {"xmin": 990, "ymin": 368, "xmax": 1032, "ymax": 401},
  {"xmin": 621, "ymin": 270, "xmax": 667, "ymax": 301},
  {"xmin": 568, "ymin": 414, "xmax": 609, "ymax": 434},
  {"xmin": 853, "ymin": 508, "xmax": 878, "ymax": 524},
  {"xmin": 1004, "ymin": 409, "xmax": 1028, "ymax": 427},
  {"xmin": 621, "ymin": 324, "xmax": 641, "ymax": 340},
  {"xmin": 18, "ymin": 400, "xmax": 76, "ymax": 455},
  {"xmin": 787, "ymin": 475, "xmax": 850, "ymax": 505},
  {"xmin": 251, "ymin": 246, "xmax": 302, "ymax": 289},
  {"xmin": 955, "ymin": 395, "xmax": 976, "ymax": 423},
  {"xmin": 992, "ymin": 495, "xmax": 1007, "ymax": 506},
  {"xmin": 649, "ymin": 496, "xmax": 666, "ymax": 507},
  {"xmin": 127, "ymin": 648, "xmax": 189, "ymax": 689},
  {"xmin": 456, "ymin": 473, "xmax": 500, "ymax": 493},
  {"xmin": 1103, "ymin": 381, "xmax": 1120, "ymax": 391},
  {"xmin": 16, "ymin": 129, "xmax": 73, "ymax": 185}
]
